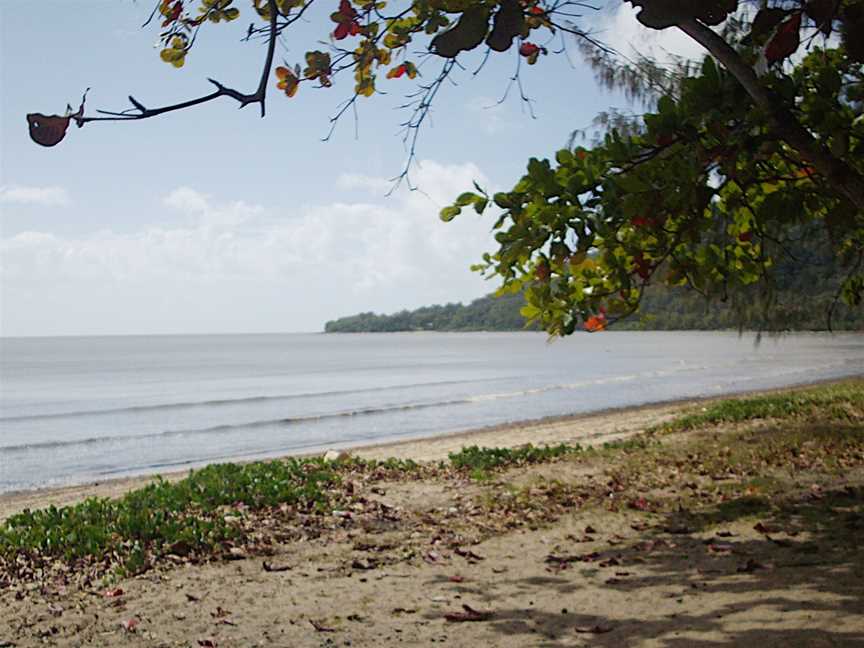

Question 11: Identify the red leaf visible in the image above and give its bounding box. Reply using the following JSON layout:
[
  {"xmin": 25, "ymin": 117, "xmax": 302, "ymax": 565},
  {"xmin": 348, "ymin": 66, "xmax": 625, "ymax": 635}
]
[
  {"xmin": 449, "ymin": 575, "xmax": 465, "ymax": 583},
  {"xmin": 628, "ymin": 497, "xmax": 651, "ymax": 511},
  {"xmin": 334, "ymin": 22, "xmax": 349, "ymax": 39},
  {"xmin": 519, "ymin": 42, "xmax": 540, "ymax": 57},
  {"xmin": 633, "ymin": 252, "xmax": 653, "ymax": 280},
  {"xmin": 765, "ymin": 12, "xmax": 802, "ymax": 64},
  {"xmin": 121, "ymin": 618, "xmax": 139, "ymax": 632},
  {"xmin": 584, "ymin": 314, "xmax": 606, "ymax": 333},
  {"xmin": 104, "ymin": 587, "xmax": 124, "ymax": 597}
]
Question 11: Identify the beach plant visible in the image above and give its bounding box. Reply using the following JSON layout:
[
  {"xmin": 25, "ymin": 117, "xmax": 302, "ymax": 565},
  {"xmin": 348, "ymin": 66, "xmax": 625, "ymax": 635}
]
[
  {"xmin": 0, "ymin": 458, "xmax": 341, "ymax": 580},
  {"xmin": 653, "ymin": 380, "xmax": 864, "ymax": 433},
  {"xmin": 449, "ymin": 442, "xmax": 582, "ymax": 477}
]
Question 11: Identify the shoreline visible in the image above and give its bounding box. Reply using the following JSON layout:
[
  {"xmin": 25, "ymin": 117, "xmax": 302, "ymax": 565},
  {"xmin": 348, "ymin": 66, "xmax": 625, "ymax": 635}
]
[{"xmin": 1, "ymin": 375, "xmax": 859, "ymax": 522}]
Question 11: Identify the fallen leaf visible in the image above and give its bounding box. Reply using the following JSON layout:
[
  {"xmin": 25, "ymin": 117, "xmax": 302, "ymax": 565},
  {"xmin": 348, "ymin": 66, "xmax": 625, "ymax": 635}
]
[
  {"xmin": 449, "ymin": 575, "xmax": 465, "ymax": 583},
  {"xmin": 737, "ymin": 558, "xmax": 771, "ymax": 573},
  {"xmin": 754, "ymin": 522, "xmax": 779, "ymax": 535},
  {"xmin": 104, "ymin": 588, "xmax": 124, "ymax": 598},
  {"xmin": 445, "ymin": 604, "xmax": 493, "ymax": 622},
  {"xmin": 575, "ymin": 623, "xmax": 614, "ymax": 634},
  {"xmin": 262, "ymin": 560, "xmax": 291, "ymax": 572},
  {"xmin": 455, "ymin": 548, "xmax": 485, "ymax": 561},
  {"xmin": 121, "ymin": 618, "xmax": 139, "ymax": 633},
  {"xmin": 310, "ymin": 619, "xmax": 336, "ymax": 632},
  {"xmin": 210, "ymin": 607, "xmax": 231, "ymax": 619},
  {"xmin": 424, "ymin": 550, "xmax": 444, "ymax": 564},
  {"xmin": 664, "ymin": 525, "xmax": 692, "ymax": 535},
  {"xmin": 628, "ymin": 497, "xmax": 651, "ymax": 511},
  {"xmin": 707, "ymin": 543, "xmax": 734, "ymax": 554},
  {"xmin": 224, "ymin": 547, "xmax": 247, "ymax": 560}
]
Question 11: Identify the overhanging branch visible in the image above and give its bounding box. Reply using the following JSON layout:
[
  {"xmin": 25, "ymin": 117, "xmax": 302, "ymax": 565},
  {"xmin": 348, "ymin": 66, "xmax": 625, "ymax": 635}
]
[
  {"xmin": 676, "ymin": 16, "xmax": 864, "ymax": 213},
  {"xmin": 77, "ymin": 0, "xmax": 281, "ymax": 125}
]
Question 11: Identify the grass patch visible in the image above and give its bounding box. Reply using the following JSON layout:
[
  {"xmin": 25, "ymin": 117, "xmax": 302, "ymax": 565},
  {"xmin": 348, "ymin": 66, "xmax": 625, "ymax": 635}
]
[
  {"xmin": 0, "ymin": 458, "xmax": 341, "ymax": 580},
  {"xmin": 653, "ymin": 381, "xmax": 864, "ymax": 433}
]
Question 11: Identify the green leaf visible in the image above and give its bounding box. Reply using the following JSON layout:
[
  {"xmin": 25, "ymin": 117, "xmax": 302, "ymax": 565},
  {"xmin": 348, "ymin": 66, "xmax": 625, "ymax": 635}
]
[{"xmin": 440, "ymin": 205, "xmax": 461, "ymax": 221}]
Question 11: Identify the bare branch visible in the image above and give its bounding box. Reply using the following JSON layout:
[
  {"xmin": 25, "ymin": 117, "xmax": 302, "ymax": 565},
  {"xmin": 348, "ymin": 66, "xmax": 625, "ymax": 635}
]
[{"xmin": 77, "ymin": 0, "xmax": 285, "ymax": 126}]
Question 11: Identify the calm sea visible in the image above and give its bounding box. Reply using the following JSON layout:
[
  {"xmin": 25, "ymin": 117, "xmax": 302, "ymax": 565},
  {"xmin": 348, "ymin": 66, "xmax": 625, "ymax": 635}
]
[{"xmin": 1, "ymin": 331, "xmax": 862, "ymax": 493}]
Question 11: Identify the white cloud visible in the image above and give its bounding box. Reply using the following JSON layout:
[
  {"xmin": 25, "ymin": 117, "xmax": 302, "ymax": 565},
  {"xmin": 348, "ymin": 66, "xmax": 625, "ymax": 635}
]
[
  {"xmin": 0, "ymin": 161, "xmax": 496, "ymax": 335},
  {"xmin": 466, "ymin": 97, "xmax": 511, "ymax": 135},
  {"xmin": 163, "ymin": 186, "xmax": 210, "ymax": 213},
  {"xmin": 336, "ymin": 173, "xmax": 393, "ymax": 193},
  {"xmin": 163, "ymin": 186, "xmax": 262, "ymax": 227},
  {"xmin": 0, "ymin": 185, "xmax": 70, "ymax": 207}
]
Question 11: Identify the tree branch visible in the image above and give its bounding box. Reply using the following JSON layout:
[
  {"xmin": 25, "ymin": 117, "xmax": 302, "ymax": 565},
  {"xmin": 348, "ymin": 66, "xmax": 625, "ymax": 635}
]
[
  {"xmin": 676, "ymin": 16, "xmax": 864, "ymax": 213},
  {"xmin": 77, "ymin": 0, "xmax": 281, "ymax": 125}
]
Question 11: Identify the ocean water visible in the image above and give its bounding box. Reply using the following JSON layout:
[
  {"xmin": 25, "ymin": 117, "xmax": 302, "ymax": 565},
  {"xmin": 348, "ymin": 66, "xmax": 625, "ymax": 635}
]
[{"xmin": 0, "ymin": 331, "xmax": 862, "ymax": 494}]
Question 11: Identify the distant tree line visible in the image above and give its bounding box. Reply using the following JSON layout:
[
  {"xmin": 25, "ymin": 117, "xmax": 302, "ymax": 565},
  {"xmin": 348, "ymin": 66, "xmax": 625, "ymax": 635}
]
[
  {"xmin": 324, "ymin": 292, "xmax": 539, "ymax": 333},
  {"xmin": 325, "ymin": 231, "xmax": 863, "ymax": 333}
]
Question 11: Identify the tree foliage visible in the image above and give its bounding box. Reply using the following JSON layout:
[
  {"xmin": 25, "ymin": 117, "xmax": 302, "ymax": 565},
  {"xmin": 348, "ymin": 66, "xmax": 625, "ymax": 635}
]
[{"xmin": 27, "ymin": 0, "xmax": 864, "ymax": 334}]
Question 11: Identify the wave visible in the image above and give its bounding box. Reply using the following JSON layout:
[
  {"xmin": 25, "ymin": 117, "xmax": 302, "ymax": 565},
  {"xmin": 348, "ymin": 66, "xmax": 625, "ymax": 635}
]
[
  {"xmin": 8, "ymin": 357, "xmax": 851, "ymax": 456},
  {"xmin": 0, "ymin": 365, "xmax": 704, "ymax": 454},
  {"xmin": 0, "ymin": 377, "xmax": 497, "ymax": 423},
  {"xmin": 0, "ymin": 372, "xmax": 666, "ymax": 454}
]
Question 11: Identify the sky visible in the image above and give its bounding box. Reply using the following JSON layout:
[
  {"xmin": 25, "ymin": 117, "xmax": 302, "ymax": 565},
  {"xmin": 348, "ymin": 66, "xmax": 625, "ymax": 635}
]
[{"xmin": 0, "ymin": 0, "xmax": 704, "ymax": 337}]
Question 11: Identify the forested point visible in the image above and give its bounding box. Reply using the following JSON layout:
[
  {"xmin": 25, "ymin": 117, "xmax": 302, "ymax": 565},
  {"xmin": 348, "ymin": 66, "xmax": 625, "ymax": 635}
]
[{"xmin": 325, "ymin": 234, "xmax": 864, "ymax": 332}]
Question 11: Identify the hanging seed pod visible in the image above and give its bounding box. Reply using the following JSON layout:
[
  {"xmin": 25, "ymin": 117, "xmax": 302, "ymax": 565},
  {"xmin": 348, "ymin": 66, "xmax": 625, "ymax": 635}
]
[{"xmin": 26, "ymin": 114, "xmax": 71, "ymax": 147}]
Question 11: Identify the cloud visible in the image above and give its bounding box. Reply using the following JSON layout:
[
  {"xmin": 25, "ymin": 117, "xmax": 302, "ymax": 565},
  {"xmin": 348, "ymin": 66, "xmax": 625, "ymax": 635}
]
[
  {"xmin": 0, "ymin": 185, "xmax": 70, "ymax": 207},
  {"xmin": 1, "ymin": 161, "xmax": 496, "ymax": 335},
  {"xmin": 336, "ymin": 173, "xmax": 393, "ymax": 193},
  {"xmin": 163, "ymin": 186, "xmax": 262, "ymax": 227},
  {"xmin": 466, "ymin": 97, "xmax": 512, "ymax": 135},
  {"xmin": 163, "ymin": 186, "xmax": 210, "ymax": 213}
]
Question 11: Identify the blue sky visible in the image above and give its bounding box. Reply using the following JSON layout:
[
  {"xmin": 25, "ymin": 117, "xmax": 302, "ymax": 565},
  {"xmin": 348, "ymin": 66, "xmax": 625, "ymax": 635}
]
[{"xmin": 0, "ymin": 1, "xmax": 701, "ymax": 336}]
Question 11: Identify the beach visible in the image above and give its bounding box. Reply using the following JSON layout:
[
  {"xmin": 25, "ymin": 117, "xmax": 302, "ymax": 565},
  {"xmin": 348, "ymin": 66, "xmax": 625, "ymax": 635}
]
[{"xmin": 2, "ymin": 378, "xmax": 863, "ymax": 647}]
